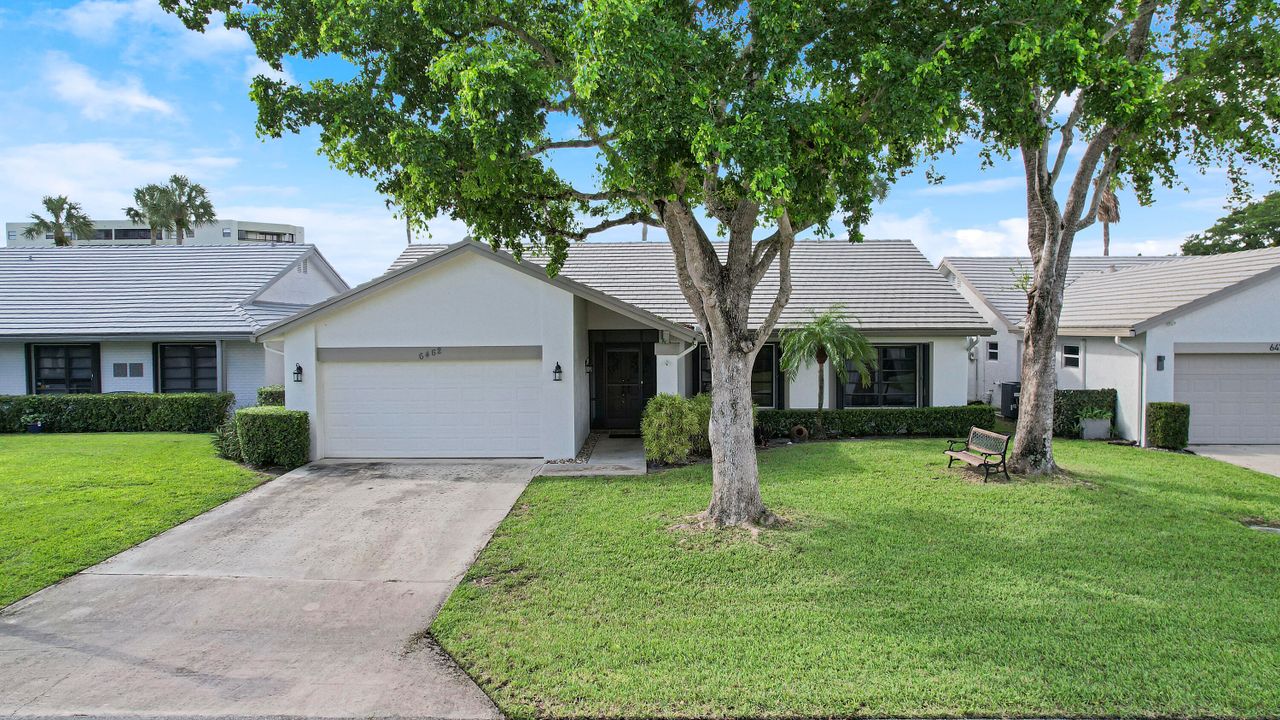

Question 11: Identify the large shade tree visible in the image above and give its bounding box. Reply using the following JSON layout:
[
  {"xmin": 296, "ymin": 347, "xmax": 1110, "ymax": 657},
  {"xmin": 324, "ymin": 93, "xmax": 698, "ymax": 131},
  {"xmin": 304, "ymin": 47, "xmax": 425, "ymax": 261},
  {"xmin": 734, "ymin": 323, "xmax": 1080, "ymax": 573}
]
[
  {"xmin": 163, "ymin": 0, "xmax": 964, "ymax": 526},
  {"xmin": 930, "ymin": 0, "xmax": 1280, "ymax": 474},
  {"xmin": 1182, "ymin": 191, "xmax": 1280, "ymax": 255},
  {"xmin": 23, "ymin": 195, "xmax": 95, "ymax": 247}
]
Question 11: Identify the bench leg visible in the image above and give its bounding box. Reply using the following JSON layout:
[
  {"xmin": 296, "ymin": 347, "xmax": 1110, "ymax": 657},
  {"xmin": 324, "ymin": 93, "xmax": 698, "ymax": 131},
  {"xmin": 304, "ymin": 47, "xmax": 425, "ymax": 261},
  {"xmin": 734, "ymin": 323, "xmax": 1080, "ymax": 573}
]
[
  {"xmin": 947, "ymin": 456, "xmax": 955, "ymax": 469},
  {"xmin": 1002, "ymin": 463, "xmax": 1011, "ymax": 482}
]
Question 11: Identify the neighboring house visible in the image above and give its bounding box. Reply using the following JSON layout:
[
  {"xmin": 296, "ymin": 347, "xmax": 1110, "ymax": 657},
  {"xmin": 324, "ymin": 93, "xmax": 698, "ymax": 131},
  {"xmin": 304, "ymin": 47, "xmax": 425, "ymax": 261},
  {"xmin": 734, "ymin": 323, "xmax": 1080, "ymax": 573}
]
[
  {"xmin": 258, "ymin": 239, "xmax": 992, "ymax": 461},
  {"xmin": 5, "ymin": 219, "xmax": 304, "ymax": 247},
  {"xmin": 940, "ymin": 255, "xmax": 1171, "ymax": 406},
  {"xmin": 0, "ymin": 245, "xmax": 347, "ymax": 407},
  {"xmin": 941, "ymin": 248, "xmax": 1280, "ymax": 444}
]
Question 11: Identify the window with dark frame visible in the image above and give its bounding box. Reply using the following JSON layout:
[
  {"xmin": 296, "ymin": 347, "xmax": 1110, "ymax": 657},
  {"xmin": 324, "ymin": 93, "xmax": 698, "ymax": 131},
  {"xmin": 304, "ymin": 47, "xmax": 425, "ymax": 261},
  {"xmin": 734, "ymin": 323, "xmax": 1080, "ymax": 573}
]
[
  {"xmin": 1063, "ymin": 344, "xmax": 1081, "ymax": 368},
  {"xmin": 986, "ymin": 341, "xmax": 999, "ymax": 361},
  {"xmin": 31, "ymin": 345, "xmax": 97, "ymax": 394},
  {"xmin": 842, "ymin": 345, "xmax": 924, "ymax": 408},
  {"xmin": 158, "ymin": 344, "xmax": 218, "ymax": 393},
  {"xmin": 112, "ymin": 362, "xmax": 145, "ymax": 378},
  {"xmin": 696, "ymin": 344, "xmax": 778, "ymax": 408}
]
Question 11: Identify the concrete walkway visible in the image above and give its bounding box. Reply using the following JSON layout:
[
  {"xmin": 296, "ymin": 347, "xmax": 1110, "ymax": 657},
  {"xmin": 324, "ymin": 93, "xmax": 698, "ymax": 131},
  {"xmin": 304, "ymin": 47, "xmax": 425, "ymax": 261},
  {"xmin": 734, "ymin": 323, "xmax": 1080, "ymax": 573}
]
[
  {"xmin": 540, "ymin": 436, "xmax": 647, "ymax": 477},
  {"xmin": 1192, "ymin": 445, "xmax": 1280, "ymax": 477},
  {"xmin": 0, "ymin": 460, "xmax": 536, "ymax": 719}
]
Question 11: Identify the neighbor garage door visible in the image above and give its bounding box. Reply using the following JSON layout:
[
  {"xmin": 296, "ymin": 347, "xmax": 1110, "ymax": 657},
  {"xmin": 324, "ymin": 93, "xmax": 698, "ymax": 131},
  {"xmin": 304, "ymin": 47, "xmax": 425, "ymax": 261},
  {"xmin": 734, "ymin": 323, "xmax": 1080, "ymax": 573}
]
[
  {"xmin": 320, "ymin": 359, "xmax": 542, "ymax": 458},
  {"xmin": 1173, "ymin": 353, "xmax": 1280, "ymax": 444}
]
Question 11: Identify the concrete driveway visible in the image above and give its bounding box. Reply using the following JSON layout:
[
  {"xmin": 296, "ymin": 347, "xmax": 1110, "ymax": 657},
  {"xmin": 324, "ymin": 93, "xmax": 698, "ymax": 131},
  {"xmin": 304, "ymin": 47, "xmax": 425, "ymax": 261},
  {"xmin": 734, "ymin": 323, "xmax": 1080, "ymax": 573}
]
[
  {"xmin": 1193, "ymin": 445, "xmax": 1280, "ymax": 477},
  {"xmin": 0, "ymin": 459, "xmax": 536, "ymax": 719}
]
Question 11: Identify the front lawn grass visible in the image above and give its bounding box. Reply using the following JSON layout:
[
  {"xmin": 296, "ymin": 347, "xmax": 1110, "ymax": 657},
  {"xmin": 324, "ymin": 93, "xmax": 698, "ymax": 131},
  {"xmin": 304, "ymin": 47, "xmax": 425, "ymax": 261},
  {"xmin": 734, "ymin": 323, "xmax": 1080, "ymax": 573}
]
[
  {"xmin": 0, "ymin": 433, "xmax": 265, "ymax": 608},
  {"xmin": 432, "ymin": 439, "xmax": 1280, "ymax": 719}
]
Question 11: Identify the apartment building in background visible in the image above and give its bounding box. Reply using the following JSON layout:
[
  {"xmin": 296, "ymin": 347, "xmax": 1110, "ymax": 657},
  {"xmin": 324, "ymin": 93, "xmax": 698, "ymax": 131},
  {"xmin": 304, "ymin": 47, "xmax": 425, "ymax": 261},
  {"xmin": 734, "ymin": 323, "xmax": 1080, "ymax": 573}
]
[{"xmin": 4, "ymin": 219, "xmax": 304, "ymax": 247}]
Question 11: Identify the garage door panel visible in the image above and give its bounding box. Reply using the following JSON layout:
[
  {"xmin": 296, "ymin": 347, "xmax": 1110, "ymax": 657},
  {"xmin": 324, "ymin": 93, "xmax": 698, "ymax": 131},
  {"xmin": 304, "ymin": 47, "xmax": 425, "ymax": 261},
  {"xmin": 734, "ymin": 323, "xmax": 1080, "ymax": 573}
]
[
  {"xmin": 321, "ymin": 360, "xmax": 542, "ymax": 458},
  {"xmin": 1174, "ymin": 353, "xmax": 1280, "ymax": 445}
]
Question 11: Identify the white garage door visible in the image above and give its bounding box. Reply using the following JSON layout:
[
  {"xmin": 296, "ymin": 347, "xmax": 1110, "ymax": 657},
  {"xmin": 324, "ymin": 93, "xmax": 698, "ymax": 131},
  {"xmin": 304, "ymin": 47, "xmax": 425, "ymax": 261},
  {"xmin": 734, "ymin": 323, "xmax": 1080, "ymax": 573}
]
[
  {"xmin": 1174, "ymin": 354, "xmax": 1280, "ymax": 444},
  {"xmin": 320, "ymin": 359, "xmax": 542, "ymax": 458}
]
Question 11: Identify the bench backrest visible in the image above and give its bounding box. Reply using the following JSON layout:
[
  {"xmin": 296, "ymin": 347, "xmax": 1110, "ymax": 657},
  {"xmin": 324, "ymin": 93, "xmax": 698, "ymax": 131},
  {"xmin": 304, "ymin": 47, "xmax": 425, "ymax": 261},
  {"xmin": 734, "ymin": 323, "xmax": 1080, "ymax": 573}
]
[{"xmin": 968, "ymin": 427, "xmax": 1010, "ymax": 455}]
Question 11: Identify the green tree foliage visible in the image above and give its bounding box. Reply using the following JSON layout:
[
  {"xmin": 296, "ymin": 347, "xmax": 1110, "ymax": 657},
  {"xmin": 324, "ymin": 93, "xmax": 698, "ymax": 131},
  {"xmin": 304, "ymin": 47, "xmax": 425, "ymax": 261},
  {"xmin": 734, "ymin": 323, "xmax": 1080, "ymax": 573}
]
[
  {"xmin": 1182, "ymin": 192, "xmax": 1280, "ymax": 255},
  {"xmin": 779, "ymin": 306, "xmax": 875, "ymax": 430},
  {"xmin": 22, "ymin": 195, "xmax": 94, "ymax": 247},
  {"xmin": 161, "ymin": 0, "xmax": 966, "ymax": 527},
  {"xmin": 124, "ymin": 175, "xmax": 217, "ymax": 244},
  {"xmin": 926, "ymin": 0, "xmax": 1280, "ymax": 474}
]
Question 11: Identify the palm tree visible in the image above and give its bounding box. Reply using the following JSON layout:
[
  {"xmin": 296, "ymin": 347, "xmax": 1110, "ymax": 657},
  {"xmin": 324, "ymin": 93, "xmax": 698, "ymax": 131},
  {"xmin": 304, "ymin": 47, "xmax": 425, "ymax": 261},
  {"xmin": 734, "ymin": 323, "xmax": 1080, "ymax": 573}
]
[
  {"xmin": 780, "ymin": 305, "xmax": 877, "ymax": 432},
  {"xmin": 123, "ymin": 175, "xmax": 217, "ymax": 244},
  {"xmin": 1096, "ymin": 180, "xmax": 1121, "ymax": 257},
  {"xmin": 163, "ymin": 174, "xmax": 216, "ymax": 245},
  {"xmin": 124, "ymin": 184, "xmax": 174, "ymax": 244},
  {"xmin": 22, "ymin": 195, "xmax": 96, "ymax": 247}
]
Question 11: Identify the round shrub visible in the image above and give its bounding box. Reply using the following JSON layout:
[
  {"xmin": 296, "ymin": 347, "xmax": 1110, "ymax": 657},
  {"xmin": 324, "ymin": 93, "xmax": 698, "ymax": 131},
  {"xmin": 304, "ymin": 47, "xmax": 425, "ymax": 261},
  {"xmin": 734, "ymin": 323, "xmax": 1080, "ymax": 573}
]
[
  {"xmin": 641, "ymin": 394, "xmax": 701, "ymax": 464},
  {"xmin": 1146, "ymin": 402, "xmax": 1191, "ymax": 450},
  {"xmin": 688, "ymin": 393, "xmax": 713, "ymax": 456},
  {"xmin": 235, "ymin": 406, "xmax": 310, "ymax": 469},
  {"xmin": 257, "ymin": 385, "xmax": 286, "ymax": 406}
]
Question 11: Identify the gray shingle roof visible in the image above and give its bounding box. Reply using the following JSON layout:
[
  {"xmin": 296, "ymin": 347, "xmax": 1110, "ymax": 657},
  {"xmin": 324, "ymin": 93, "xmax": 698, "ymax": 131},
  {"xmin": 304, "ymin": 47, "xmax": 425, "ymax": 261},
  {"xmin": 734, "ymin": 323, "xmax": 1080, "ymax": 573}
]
[
  {"xmin": 0, "ymin": 245, "xmax": 321, "ymax": 338},
  {"xmin": 390, "ymin": 240, "xmax": 991, "ymax": 334},
  {"xmin": 1057, "ymin": 246, "xmax": 1280, "ymax": 332},
  {"xmin": 939, "ymin": 255, "xmax": 1176, "ymax": 327}
]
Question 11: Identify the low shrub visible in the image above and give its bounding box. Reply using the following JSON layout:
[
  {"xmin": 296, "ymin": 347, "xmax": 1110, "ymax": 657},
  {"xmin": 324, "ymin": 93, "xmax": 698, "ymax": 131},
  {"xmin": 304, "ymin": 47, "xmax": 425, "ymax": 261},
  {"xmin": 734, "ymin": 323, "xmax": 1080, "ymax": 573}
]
[
  {"xmin": 1146, "ymin": 402, "xmax": 1191, "ymax": 450},
  {"xmin": 257, "ymin": 385, "xmax": 285, "ymax": 406},
  {"xmin": 757, "ymin": 405, "xmax": 995, "ymax": 440},
  {"xmin": 689, "ymin": 393, "xmax": 713, "ymax": 456},
  {"xmin": 641, "ymin": 394, "xmax": 701, "ymax": 464},
  {"xmin": 213, "ymin": 420, "xmax": 242, "ymax": 462},
  {"xmin": 1054, "ymin": 389, "xmax": 1118, "ymax": 437},
  {"xmin": 235, "ymin": 406, "xmax": 310, "ymax": 469},
  {"xmin": 0, "ymin": 393, "xmax": 234, "ymax": 433}
]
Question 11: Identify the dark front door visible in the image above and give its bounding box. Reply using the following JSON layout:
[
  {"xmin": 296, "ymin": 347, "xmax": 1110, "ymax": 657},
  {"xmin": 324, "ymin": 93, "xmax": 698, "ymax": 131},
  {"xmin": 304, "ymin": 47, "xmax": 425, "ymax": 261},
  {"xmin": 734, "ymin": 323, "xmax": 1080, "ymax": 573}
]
[{"xmin": 603, "ymin": 347, "xmax": 644, "ymax": 429}]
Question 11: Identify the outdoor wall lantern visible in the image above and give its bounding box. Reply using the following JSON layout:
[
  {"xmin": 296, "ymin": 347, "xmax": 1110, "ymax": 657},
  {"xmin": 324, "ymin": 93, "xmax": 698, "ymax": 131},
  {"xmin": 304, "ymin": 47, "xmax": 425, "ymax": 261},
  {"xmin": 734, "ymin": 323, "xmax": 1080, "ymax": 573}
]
[
  {"xmin": 293, "ymin": 364, "xmax": 304, "ymax": 383},
  {"xmin": 585, "ymin": 355, "xmax": 592, "ymax": 373},
  {"xmin": 553, "ymin": 362, "xmax": 564, "ymax": 382}
]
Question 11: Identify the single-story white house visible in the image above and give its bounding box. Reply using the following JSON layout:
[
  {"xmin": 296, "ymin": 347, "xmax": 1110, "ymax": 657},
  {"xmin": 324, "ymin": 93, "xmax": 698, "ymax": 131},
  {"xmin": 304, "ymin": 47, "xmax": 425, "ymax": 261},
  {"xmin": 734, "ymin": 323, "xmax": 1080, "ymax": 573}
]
[
  {"xmin": 940, "ymin": 247, "xmax": 1280, "ymax": 444},
  {"xmin": 257, "ymin": 239, "xmax": 993, "ymax": 461},
  {"xmin": 0, "ymin": 245, "xmax": 347, "ymax": 407}
]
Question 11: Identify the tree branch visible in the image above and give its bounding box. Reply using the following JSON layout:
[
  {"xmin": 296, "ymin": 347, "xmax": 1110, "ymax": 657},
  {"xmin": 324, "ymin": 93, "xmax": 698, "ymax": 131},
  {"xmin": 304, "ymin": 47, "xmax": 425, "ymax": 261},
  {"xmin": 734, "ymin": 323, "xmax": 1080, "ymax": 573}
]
[
  {"xmin": 577, "ymin": 212, "xmax": 659, "ymax": 238},
  {"xmin": 1075, "ymin": 149, "xmax": 1121, "ymax": 232},
  {"xmin": 523, "ymin": 135, "xmax": 615, "ymax": 158},
  {"xmin": 486, "ymin": 16, "xmax": 562, "ymax": 68},
  {"xmin": 752, "ymin": 210, "xmax": 796, "ymax": 352}
]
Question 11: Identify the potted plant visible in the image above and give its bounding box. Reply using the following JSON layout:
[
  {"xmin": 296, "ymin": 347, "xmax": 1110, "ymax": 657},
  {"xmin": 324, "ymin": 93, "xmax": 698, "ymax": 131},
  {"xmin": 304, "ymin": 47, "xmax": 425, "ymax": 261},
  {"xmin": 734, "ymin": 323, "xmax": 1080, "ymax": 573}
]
[
  {"xmin": 21, "ymin": 412, "xmax": 46, "ymax": 434},
  {"xmin": 1078, "ymin": 407, "xmax": 1112, "ymax": 440}
]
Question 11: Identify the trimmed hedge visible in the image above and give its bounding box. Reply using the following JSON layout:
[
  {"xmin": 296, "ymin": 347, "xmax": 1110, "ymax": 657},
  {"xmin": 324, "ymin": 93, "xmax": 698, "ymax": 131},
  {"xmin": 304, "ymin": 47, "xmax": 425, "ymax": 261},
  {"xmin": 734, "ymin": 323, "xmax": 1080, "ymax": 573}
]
[
  {"xmin": 214, "ymin": 420, "xmax": 242, "ymax": 462},
  {"xmin": 235, "ymin": 406, "xmax": 310, "ymax": 469},
  {"xmin": 1054, "ymin": 389, "xmax": 1118, "ymax": 437},
  {"xmin": 757, "ymin": 405, "xmax": 996, "ymax": 440},
  {"xmin": 0, "ymin": 393, "xmax": 234, "ymax": 433},
  {"xmin": 641, "ymin": 394, "xmax": 701, "ymax": 464},
  {"xmin": 1146, "ymin": 402, "xmax": 1191, "ymax": 450},
  {"xmin": 257, "ymin": 385, "xmax": 285, "ymax": 406}
]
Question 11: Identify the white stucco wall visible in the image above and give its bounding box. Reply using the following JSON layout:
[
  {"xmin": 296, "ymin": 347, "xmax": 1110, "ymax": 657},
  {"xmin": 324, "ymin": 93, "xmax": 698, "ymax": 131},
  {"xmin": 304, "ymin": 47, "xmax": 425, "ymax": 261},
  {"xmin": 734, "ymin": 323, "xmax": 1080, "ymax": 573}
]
[
  {"xmin": 0, "ymin": 343, "xmax": 25, "ymax": 394},
  {"xmin": 1080, "ymin": 338, "xmax": 1146, "ymax": 441},
  {"xmin": 280, "ymin": 250, "xmax": 584, "ymax": 460},
  {"xmin": 100, "ymin": 342, "xmax": 153, "ymax": 393},
  {"xmin": 255, "ymin": 256, "xmax": 347, "ymax": 305},
  {"xmin": 947, "ymin": 275, "xmax": 1021, "ymax": 403}
]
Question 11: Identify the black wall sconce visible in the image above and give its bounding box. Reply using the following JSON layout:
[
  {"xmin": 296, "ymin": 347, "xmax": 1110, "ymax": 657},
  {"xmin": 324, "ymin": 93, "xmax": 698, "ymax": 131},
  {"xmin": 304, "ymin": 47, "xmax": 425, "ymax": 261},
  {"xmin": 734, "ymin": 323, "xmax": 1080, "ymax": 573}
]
[
  {"xmin": 585, "ymin": 355, "xmax": 592, "ymax": 373},
  {"xmin": 553, "ymin": 362, "xmax": 563, "ymax": 381},
  {"xmin": 1156, "ymin": 355, "xmax": 1165, "ymax": 371},
  {"xmin": 293, "ymin": 363, "xmax": 304, "ymax": 383}
]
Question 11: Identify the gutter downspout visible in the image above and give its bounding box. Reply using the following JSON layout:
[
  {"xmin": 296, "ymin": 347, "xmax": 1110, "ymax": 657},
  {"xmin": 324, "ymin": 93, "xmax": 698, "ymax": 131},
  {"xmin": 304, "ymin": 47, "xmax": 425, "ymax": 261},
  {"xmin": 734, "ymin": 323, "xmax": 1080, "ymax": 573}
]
[
  {"xmin": 215, "ymin": 339, "xmax": 226, "ymax": 393},
  {"xmin": 1114, "ymin": 336, "xmax": 1145, "ymax": 446}
]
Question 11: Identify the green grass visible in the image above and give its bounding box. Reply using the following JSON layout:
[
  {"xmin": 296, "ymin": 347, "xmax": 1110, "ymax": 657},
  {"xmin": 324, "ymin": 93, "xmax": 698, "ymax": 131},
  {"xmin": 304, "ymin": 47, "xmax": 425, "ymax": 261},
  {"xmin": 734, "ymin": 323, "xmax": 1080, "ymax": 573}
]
[
  {"xmin": 431, "ymin": 439, "xmax": 1280, "ymax": 719},
  {"xmin": 0, "ymin": 433, "xmax": 265, "ymax": 608}
]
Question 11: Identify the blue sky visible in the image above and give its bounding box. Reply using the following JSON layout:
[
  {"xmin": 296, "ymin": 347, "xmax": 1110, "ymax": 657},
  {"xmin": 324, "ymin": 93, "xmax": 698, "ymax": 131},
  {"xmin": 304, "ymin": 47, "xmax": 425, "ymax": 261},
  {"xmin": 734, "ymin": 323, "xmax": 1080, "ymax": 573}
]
[{"xmin": 0, "ymin": 0, "xmax": 1271, "ymax": 285}]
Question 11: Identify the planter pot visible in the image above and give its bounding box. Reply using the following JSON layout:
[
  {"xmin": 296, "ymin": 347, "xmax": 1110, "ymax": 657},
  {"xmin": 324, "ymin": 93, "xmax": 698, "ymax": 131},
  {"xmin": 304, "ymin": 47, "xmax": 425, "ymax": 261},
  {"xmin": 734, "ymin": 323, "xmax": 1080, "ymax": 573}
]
[
  {"xmin": 1080, "ymin": 418, "xmax": 1111, "ymax": 440},
  {"xmin": 26, "ymin": 423, "xmax": 43, "ymax": 434}
]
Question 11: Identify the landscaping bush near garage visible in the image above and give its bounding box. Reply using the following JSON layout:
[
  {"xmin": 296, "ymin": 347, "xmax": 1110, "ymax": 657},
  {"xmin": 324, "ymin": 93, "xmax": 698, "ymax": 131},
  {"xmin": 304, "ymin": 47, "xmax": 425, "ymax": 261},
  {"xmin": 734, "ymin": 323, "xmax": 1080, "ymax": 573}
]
[
  {"xmin": 234, "ymin": 406, "xmax": 309, "ymax": 469},
  {"xmin": 256, "ymin": 385, "xmax": 285, "ymax": 406},
  {"xmin": 0, "ymin": 393, "xmax": 234, "ymax": 433},
  {"xmin": 1147, "ymin": 402, "xmax": 1192, "ymax": 450},
  {"xmin": 1053, "ymin": 389, "xmax": 1118, "ymax": 437},
  {"xmin": 756, "ymin": 404, "xmax": 995, "ymax": 440}
]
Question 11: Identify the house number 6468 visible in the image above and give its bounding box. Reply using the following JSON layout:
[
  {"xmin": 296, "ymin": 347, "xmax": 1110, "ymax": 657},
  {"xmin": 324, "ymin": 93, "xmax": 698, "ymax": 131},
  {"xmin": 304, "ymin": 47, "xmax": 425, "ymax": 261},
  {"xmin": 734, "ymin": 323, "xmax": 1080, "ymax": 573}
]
[{"xmin": 418, "ymin": 348, "xmax": 444, "ymax": 359}]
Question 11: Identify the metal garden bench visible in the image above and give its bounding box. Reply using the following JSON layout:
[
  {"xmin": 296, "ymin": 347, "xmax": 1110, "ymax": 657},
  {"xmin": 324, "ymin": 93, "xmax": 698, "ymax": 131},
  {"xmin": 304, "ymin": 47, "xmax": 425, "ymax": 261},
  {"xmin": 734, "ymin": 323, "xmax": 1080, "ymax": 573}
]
[{"xmin": 945, "ymin": 427, "xmax": 1011, "ymax": 482}]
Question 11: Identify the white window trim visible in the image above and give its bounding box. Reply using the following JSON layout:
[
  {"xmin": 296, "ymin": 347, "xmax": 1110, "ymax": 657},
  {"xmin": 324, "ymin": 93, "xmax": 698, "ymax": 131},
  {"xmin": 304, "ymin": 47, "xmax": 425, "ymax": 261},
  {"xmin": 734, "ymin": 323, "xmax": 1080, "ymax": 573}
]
[{"xmin": 986, "ymin": 341, "xmax": 999, "ymax": 362}]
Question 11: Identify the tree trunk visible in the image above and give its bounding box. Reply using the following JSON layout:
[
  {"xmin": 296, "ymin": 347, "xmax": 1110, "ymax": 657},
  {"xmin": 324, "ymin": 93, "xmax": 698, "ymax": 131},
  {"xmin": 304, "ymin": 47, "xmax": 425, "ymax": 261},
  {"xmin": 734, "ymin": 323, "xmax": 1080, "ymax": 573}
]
[
  {"xmin": 705, "ymin": 344, "xmax": 770, "ymax": 526},
  {"xmin": 1010, "ymin": 289, "xmax": 1062, "ymax": 474},
  {"xmin": 1102, "ymin": 221, "xmax": 1110, "ymax": 256},
  {"xmin": 815, "ymin": 358, "xmax": 826, "ymax": 432}
]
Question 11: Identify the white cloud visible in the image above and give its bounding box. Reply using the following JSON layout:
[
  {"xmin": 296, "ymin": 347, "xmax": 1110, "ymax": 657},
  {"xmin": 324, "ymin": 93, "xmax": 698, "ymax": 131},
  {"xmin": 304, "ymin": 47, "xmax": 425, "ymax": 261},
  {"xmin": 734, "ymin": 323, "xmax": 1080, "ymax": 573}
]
[
  {"xmin": 62, "ymin": 0, "xmax": 163, "ymax": 39},
  {"xmin": 43, "ymin": 52, "xmax": 174, "ymax": 119},
  {"xmin": 863, "ymin": 209, "xmax": 1028, "ymax": 261},
  {"xmin": 245, "ymin": 57, "xmax": 294, "ymax": 85},
  {"xmin": 916, "ymin": 176, "xmax": 1022, "ymax": 197}
]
